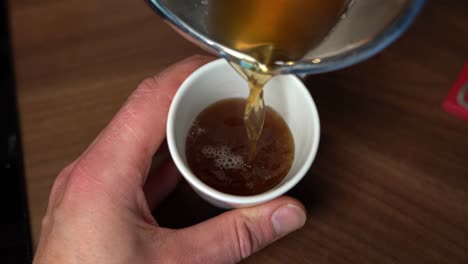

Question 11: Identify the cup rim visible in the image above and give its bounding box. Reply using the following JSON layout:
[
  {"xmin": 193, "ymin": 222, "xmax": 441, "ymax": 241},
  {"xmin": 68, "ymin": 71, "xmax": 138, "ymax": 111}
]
[{"xmin": 167, "ymin": 59, "xmax": 320, "ymax": 205}]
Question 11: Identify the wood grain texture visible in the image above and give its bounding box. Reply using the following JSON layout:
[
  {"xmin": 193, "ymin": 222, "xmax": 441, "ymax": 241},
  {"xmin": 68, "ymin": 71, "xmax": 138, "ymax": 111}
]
[{"xmin": 10, "ymin": 0, "xmax": 468, "ymax": 263}]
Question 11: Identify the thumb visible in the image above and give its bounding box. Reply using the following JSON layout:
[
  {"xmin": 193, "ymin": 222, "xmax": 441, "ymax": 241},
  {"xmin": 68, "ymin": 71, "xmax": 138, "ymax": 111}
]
[{"xmin": 169, "ymin": 196, "xmax": 306, "ymax": 264}]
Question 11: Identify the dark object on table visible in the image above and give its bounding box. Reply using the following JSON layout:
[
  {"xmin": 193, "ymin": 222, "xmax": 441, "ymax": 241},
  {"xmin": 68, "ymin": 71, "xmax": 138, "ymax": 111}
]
[{"xmin": 1, "ymin": 1, "xmax": 33, "ymax": 263}]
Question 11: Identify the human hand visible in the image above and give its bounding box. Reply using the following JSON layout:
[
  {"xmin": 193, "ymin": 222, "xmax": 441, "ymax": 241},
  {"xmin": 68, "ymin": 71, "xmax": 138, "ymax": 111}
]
[{"xmin": 34, "ymin": 55, "xmax": 307, "ymax": 264}]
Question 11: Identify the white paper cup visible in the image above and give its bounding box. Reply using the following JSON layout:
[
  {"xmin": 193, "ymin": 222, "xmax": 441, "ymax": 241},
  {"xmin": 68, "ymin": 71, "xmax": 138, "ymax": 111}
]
[{"xmin": 167, "ymin": 59, "xmax": 320, "ymax": 208}]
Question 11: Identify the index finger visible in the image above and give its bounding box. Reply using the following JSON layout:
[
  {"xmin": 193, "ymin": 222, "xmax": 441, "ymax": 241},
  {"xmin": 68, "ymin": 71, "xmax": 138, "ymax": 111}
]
[{"xmin": 75, "ymin": 55, "xmax": 214, "ymax": 190}]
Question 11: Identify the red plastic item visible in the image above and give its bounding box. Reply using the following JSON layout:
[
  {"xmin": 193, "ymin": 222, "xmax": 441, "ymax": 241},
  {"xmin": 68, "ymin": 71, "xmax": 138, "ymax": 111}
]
[{"xmin": 443, "ymin": 63, "xmax": 468, "ymax": 121}]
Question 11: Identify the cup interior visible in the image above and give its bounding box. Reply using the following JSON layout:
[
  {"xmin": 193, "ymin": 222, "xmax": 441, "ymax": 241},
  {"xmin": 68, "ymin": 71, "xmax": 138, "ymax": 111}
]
[{"xmin": 167, "ymin": 59, "xmax": 320, "ymax": 206}]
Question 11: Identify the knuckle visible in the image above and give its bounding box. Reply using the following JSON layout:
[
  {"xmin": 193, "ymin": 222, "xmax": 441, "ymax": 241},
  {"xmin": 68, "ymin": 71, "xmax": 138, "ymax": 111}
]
[
  {"xmin": 233, "ymin": 214, "xmax": 263, "ymax": 260},
  {"xmin": 131, "ymin": 77, "xmax": 160, "ymax": 102},
  {"xmin": 61, "ymin": 162, "xmax": 100, "ymax": 202},
  {"xmin": 138, "ymin": 77, "xmax": 159, "ymax": 92},
  {"xmin": 135, "ymin": 76, "xmax": 164, "ymax": 99},
  {"xmin": 40, "ymin": 213, "xmax": 52, "ymax": 231},
  {"xmin": 135, "ymin": 76, "xmax": 171, "ymax": 107},
  {"xmin": 49, "ymin": 169, "xmax": 67, "ymax": 201},
  {"xmin": 47, "ymin": 160, "xmax": 78, "ymax": 209}
]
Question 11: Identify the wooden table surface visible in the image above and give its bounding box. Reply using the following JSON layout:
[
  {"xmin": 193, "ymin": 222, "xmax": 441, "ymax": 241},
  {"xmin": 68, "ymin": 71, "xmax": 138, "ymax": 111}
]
[{"xmin": 10, "ymin": 0, "xmax": 468, "ymax": 263}]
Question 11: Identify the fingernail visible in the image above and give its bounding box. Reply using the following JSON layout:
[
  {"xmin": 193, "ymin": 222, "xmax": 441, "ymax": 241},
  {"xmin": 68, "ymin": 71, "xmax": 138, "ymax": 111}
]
[{"xmin": 271, "ymin": 204, "xmax": 306, "ymax": 237}]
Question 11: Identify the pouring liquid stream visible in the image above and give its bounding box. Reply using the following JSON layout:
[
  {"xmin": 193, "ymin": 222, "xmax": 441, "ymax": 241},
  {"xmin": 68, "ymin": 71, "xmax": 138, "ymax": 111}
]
[
  {"xmin": 210, "ymin": 0, "xmax": 350, "ymax": 163},
  {"xmin": 230, "ymin": 62, "xmax": 272, "ymax": 163}
]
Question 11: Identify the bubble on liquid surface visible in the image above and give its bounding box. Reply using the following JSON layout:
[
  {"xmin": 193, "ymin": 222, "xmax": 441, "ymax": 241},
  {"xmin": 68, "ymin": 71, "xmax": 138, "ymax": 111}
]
[
  {"xmin": 212, "ymin": 170, "xmax": 231, "ymax": 183},
  {"xmin": 189, "ymin": 121, "xmax": 206, "ymax": 138},
  {"xmin": 201, "ymin": 145, "xmax": 244, "ymax": 169}
]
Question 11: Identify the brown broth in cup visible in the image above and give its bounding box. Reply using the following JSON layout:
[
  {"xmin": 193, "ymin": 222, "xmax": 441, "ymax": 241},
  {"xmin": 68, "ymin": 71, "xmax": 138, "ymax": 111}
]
[{"xmin": 185, "ymin": 98, "xmax": 294, "ymax": 196}]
